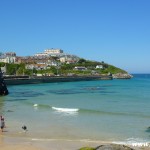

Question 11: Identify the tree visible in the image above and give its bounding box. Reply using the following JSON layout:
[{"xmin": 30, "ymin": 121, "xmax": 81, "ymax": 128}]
[
  {"xmin": 50, "ymin": 66, "xmax": 57, "ymax": 75},
  {"xmin": 78, "ymin": 58, "xmax": 86, "ymax": 64}
]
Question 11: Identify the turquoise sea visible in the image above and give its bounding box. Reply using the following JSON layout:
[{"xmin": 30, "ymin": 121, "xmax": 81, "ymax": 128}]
[{"xmin": 1, "ymin": 74, "xmax": 150, "ymax": 144}]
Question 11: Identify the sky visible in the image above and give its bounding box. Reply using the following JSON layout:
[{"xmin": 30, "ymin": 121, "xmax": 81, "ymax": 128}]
[{"xmin": 0, "ymin": 0, "xmax": 150, "ymax": 73}]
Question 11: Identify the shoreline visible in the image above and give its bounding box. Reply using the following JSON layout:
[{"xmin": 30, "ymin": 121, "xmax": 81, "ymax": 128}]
[
  {"xmin": 0, "ymin": 135, "xmax": 111, "ymax": 150},
  {"xmin": 0, "ymin": 135, "xmax": 149, "ymax": 150},
  {"xmin": 1, "ymin": 74, "xmax": 148, "ymax": 150}
]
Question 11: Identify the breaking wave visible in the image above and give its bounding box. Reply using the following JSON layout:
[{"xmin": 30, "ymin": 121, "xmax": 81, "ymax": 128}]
[
  {"xmin": 31, "ymin": 103, "xmax": 150, "ymax": 118},
  {"xmin": 52, "ymin": 107, "xmax": 79, "ymax": 112}
]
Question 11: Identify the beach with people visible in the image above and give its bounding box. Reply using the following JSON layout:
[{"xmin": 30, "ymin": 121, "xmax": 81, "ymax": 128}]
[
  {"xmin": 0, "ymin": 135, "xmax": 150, "ymax": 150},
  {"xmin": 0, "ymin": 74, "xmax": 150, "ymax": 150}
]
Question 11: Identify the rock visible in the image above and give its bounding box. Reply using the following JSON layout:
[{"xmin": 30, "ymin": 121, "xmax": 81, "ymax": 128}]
[
  {"xmin": 79, "ymin": 144, "xmax": 135, "ymax": 150},
  {"xmin": 0, "ymin": 69, "xmax": 9, "ymax": 96},
  {"xmin": 95, "ymin": 144, "xmax": 135, "ymax": 150},
  {"xmin": 112, "ymin": 73, "xmax": 133, "ymax": 79}
]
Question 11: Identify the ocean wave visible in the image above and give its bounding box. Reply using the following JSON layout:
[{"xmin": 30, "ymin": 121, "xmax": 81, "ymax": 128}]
[
  {"xmin": 112, "ymin": 138, "xmax": 150, "ymax": 146},
  {"xmin": 33, "ymin": 103, "xmax": 51, "ymax": 109},
  {"xmin": 31, "ymin": 103, "xmax": 150, "ymax": 118},
  {"xmin": 79, "ymin": 108, "xmax": 150, "ymax": 118},
  {"xmin": 52, "ymin": 107, "xmax": 79, "ymax": 112},
  {"xmin": 31, "ymin": 138, "xmax": 103, "ymax": 143}
]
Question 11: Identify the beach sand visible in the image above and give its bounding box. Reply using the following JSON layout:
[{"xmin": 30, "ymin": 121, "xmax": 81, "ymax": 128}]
[
  {"xmin": 0, "ymin": 134, "xmax": 101, "ymax": 150},
  {"xmin": 0, "ymin": 134, "xmax": 150, "ymax": 150}
]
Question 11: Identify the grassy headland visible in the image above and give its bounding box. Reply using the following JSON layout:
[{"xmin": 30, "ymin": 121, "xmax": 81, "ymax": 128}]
[{"xmin": 0, "ymin": 58, "xmax": 127, "ymax": 77}]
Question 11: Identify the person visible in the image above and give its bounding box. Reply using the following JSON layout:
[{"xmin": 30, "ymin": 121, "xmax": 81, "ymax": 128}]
[
  {"xmin": 22, "ymin": 125, "xmax": 27, "ymax": 132},
  {"xmin": 1, "ymin": 116, "xmax": 5, "ymax": 132}
]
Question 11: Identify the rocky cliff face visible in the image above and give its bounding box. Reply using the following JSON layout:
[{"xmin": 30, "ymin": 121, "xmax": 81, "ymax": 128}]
[
  {"xmin": 112, "ymin": 73, "xmax": 133, "ymax": 79},
  {"xmin": 0, "ymin": 70, "xmax": 9, "ymax": 96}
]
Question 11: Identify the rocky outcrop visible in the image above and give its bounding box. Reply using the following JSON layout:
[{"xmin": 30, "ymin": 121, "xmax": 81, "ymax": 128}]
[
  {"xmin": 95, "ymin": 144, "xmax": 135, "ymax": 150},
  {"xmin": 112, "ymin": 73, "xmax": 133, "ymax": 79},
  {"xmin": 0, "ymin": 69, "xmax": 9, "ymax": 96},
  {"xmin": 79, "ymin": 144, "xmax": 135, "ymax": 150}
]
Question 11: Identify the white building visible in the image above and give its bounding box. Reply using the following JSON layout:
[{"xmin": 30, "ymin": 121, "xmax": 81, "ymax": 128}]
[
  {"xmin": 34, "ymin": 48, "xmax": 64, "ymax": 57},
  {"xmin": 0, "ymin": 55, "xmax": 16, "ymax": 63},
  {"xmin": 5, "ymin": 52, "xmax": 16, "ymax": 57},
  {"xmin": 74, "ymin": 66, "xmax": 87, "ymax": 71},
  {"xmin": 96, "ymin": 65, "xmax": 103, "ymax": 69},
  {"xmin": 44, "ymin": 48, "xmax": 63, "ymax": 54},
  {"xmin": 34, "ymin": 53, "xmax": 48, "ymax": 57}
]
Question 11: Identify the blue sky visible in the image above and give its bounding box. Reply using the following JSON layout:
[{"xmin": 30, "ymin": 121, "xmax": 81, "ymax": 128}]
[{"xmin": 0, "ymin": 0, "xmax": 150, "ymax": 73}]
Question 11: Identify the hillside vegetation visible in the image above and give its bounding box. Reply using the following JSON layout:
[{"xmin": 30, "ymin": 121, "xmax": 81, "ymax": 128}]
[{"xmin": 0, "ymin": 59, "xmax": 127, "ymax": 76}]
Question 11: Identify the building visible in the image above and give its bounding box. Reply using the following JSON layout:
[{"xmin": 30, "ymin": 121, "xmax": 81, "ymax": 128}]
[
  {"xmin": 5, "ymin": 52, "xmax": 16, "ymax": 57},
  {"xmin": 44, "ymin": 48, "xmax": 63, "ymax": 54},
  {"xmin": 25, "ymin": 64, "xmax": 47, "ymax": 70},
  {"xmin": 16, "ymin": 56, "xmax": 50, "ymax": 64},
  {"xmin": 34, "ymin": 53, "xmax": 48, "ymax": 57},
  {"xmin": 0, "ymin": 55, "xmax": 6, "ymax": 63},
  {"xmin": 34, "ymin": 48, "xmax": 64, "ymax": 57},
  {"xmin": 74, "ymin": 66, "xmax": 87, "ymax": 71},
  {"xmin": 16, "ymin": 56, "xmax": 58, "ymax": 67},
  {"xmin": 96, "ymin": 65, "xmax": 103, "ymax": 69},
  {"xmin": 0, "ymin": 55, "xmax": 16, "ymax": 63},
  {"xmin": 0, "ymin": 52, "xmax": 16, "ymax": 64},
  {"xmin": 59, "ymin": 55, "xmax": 79, "ymax": 64}
]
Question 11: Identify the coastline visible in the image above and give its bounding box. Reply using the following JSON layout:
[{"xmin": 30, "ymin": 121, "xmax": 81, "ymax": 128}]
[
  {"xmin": 3, "ymin": 73, "xmax": 133, "ymax": 86},
  {"xmin": 1, "ymin": 74, "xmax": 149, "ymax": 150},
  {"xmin": 0, "ymin": 135, "xmax": 149, "ymax": 150},
  {"xmin": 4, "ymin": 75, "xmax": 112, "ymax": 85},
  {"xmin": 0, "ymin": 135, "xmax": 111, "ymax": 150}
]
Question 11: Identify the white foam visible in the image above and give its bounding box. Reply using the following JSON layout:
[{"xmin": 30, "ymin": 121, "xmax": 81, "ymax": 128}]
[
  {"xmin": 33, "ymin": 104, "xmax": 38, "ymax": 107},
  {"xmin": 52, "ymin": 107, "xmax": 79, "ymax": 112},
  {"xmin": 31, "ymin": 138, "xmax": 101, "ymax": 143},
  {"xmin": 112, "ymin": 138, "xmax": 150, "ymax": 146}
]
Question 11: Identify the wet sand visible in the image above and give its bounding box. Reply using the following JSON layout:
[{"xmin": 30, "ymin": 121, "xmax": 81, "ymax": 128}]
[
  {"xmin": 0, "ymin": 135, "xmax": 102, "ymax": 150},
  {"xmin": 0, "ymin": 135, "xmax": 150, "ymax": 150}
]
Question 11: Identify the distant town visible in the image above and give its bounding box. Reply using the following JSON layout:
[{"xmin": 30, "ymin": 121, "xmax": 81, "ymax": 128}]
[
  {"xmin": 0, "ymin": 48, "xmax": 131, "ymax": 79},
  {"xmin": 0, "ymin": 48, "xmax": 80, "ymax": 67}
]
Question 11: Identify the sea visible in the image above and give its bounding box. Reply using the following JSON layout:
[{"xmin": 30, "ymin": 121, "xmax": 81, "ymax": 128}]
[{"xmin": 0, "ymin": 74, "xmax": 150, "ymax": 145}]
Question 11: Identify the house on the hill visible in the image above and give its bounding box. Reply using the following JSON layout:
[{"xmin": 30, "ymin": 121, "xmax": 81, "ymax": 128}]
[
  {"xmin": 96, "ymin": 65, "xmax": 103, "ymax": 69},
  {"xmin": 74, "ymin": 66, "xmax": 87, "ymax": 71}
]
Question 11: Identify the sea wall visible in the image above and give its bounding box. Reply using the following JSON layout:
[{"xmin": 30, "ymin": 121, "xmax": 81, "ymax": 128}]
[{"xmin": 4, "ymin": 75, "xmax": 112, "ymax": 85}]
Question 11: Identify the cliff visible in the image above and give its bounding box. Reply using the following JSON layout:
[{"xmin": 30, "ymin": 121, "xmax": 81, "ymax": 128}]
[{"xmin": 0, "ymin": 70, "xmax": 9, "ymax": 95}]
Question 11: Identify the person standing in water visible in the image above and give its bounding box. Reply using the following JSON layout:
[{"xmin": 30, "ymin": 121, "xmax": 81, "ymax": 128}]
[{"xmin": 1, "ymin": 116, "xmax": 5, "ymax": 132}]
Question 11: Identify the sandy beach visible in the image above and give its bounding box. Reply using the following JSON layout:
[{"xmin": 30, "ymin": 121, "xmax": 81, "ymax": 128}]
[
  {"xmin": 0, "ymin": 134, "xmax": 150, "ymax": 150},
  {"xmin": 0, "ymin": 135, "xmax": 103, "ymax": 150}
]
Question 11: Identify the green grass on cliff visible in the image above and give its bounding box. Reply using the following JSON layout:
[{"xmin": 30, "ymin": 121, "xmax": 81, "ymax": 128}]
[{"xmin": 100, "ymin": 65, "xmax": 127, "ymax": 74}]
